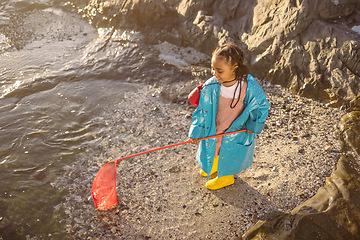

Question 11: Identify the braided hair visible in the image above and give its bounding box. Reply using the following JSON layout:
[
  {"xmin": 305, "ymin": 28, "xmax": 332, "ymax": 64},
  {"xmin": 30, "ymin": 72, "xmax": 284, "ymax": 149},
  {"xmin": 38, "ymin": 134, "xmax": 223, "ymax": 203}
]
[
  {"xmin": 212, "ymin": 42, "xmax": 250, "ymax": 108},
  {"xmin": 212, "ymin": 42, "xmax": 250, "ymax": 81}
]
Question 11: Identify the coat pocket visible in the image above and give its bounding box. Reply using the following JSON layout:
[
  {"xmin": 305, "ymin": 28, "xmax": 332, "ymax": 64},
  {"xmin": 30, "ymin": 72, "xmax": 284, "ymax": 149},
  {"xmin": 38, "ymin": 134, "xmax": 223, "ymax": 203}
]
[
  {"xmin": 235, "ymin": 141, "xmax": 254, "ymax": 159},
  {"xmin": 220, "ymin": 140, "xmax": 255, "ymax": 175}
]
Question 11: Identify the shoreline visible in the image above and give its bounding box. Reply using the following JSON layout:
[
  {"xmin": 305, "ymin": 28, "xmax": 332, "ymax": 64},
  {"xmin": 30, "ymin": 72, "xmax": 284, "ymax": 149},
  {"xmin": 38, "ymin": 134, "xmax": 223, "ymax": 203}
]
[
  {"xmin": 61, "ymin": 79, "xmax": 348, "ymax": 239},
  {"xmin": 1, "ymin": 1, "xmax": 359, "ymax": 238}
]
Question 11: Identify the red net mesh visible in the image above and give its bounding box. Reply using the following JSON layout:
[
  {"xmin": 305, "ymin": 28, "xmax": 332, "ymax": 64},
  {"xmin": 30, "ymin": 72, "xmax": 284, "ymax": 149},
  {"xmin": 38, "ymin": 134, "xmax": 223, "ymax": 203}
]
[{"xmin": 91, "ymin": 161, "xmax": 119, "ymax": 211}]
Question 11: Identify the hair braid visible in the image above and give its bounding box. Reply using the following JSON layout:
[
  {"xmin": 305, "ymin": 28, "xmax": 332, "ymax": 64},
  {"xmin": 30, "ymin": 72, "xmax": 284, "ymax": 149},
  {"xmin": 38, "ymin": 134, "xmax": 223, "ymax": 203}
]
[{"xmin": 212, "ymin": 42, "xmax": 250, "ymax": 80}]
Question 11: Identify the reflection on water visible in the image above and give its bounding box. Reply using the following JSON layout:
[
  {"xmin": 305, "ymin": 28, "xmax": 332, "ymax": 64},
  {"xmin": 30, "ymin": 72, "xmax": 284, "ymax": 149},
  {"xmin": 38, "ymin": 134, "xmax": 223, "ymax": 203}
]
[
  {"xmin": 0, "ymin": 1, "xmax": 168, "ymax": 238},
  {"xmin": 0, "ymin": 0, "xmax": 198, "ymax": 237},
  {"xmin": 0, "ymin": 78, "xmax": 140, "ymax": 238}
]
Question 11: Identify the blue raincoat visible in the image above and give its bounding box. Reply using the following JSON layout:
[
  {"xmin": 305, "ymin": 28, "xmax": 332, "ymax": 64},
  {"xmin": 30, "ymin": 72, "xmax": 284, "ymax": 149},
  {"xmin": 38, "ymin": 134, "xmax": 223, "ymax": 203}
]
[{"xmin": 188, "ymin": 75, "xmax": 270, "ymax": 178}]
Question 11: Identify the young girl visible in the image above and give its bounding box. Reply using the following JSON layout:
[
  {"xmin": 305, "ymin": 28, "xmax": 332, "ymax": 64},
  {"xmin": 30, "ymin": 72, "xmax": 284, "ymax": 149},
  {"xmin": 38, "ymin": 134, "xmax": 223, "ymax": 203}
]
[{"xmin": 188, "ymin": 42, "xmax": 270, "ymax": 190}]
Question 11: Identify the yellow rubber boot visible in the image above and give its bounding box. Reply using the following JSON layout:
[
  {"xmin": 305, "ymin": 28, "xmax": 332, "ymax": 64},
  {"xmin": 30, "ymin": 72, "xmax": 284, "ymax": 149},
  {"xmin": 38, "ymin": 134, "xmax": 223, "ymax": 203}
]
[
  {"xmin": 199, "ymin": 156, "xmax": 219, "ymax": 177},
  {"xmin": 206, "ymin": 175, "xmax": 234, "ymax": 190}
]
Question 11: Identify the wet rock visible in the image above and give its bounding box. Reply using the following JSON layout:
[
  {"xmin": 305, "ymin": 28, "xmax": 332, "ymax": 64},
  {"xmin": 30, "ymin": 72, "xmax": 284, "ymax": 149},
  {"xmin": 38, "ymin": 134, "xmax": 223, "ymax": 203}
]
[
  {"xmin": 243, "ymin": 154, "xmax": 360, "ymax": 240},
  {"xmin": 1, "ymin": 7, "xmax": 94, "ymax": 50}
]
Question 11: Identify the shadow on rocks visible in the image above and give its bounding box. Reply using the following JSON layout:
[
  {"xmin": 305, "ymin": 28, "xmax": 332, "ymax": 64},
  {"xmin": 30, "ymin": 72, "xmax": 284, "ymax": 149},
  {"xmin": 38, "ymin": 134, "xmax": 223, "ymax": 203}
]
[{"xmin": 212, "ymin": 176, "xmax": 276, "ymax": 222}]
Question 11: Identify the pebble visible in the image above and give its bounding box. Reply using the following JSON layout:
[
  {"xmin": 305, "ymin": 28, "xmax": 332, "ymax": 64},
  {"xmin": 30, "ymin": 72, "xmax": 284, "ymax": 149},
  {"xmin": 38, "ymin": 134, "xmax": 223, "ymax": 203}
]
[{"xmin": 169, "ymin": 166, "xmax": 180, "ymax": 173}]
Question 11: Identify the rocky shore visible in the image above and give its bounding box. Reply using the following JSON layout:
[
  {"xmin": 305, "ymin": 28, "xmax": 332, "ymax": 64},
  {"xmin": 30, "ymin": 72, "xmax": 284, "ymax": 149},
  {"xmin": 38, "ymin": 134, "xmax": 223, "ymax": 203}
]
[
  {"xmin": 60, "ymin": 72, "xmax": 359, "ymax": 239},
  {"xmin": 1, "ymin": 0, "xmax": 360, "ymax": 239},
  {"xmin": 56, "ymin": 0, "xmax": 360, "ymax": 239}
]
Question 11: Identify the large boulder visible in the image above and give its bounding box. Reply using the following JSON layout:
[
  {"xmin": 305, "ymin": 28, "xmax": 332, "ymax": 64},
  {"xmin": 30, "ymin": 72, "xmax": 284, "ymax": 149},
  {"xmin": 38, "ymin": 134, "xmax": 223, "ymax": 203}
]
[
  {"xmin": 242, "ymin": 153, "xmax": 360, "ymax": 240},
  {"xmin": 243, "ymin": 0, "xmax": 360, "ymax": 107},
  {"xmin": 78, "ymin": 0, "xmax": 360, "ymax": 108}
]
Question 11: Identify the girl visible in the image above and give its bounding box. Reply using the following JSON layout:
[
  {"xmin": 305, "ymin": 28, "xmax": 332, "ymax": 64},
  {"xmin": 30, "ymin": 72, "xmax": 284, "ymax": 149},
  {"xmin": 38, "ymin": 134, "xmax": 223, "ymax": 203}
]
[{"xmin": 188, "ymin": 42, "xmax": 270, "ymax": 190}]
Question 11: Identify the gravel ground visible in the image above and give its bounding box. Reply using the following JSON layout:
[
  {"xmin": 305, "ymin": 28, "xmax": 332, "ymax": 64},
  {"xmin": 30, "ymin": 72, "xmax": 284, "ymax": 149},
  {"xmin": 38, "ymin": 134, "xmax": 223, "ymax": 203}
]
[{"xmin": 57, "ymin": 77, "xmax": 346, "ymax": 239}]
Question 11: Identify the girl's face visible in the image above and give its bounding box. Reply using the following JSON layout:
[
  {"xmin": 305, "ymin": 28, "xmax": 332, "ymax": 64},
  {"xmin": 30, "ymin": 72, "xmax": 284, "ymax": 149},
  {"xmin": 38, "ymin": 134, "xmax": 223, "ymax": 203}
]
[{"xmin": 211, "ymin": 56, "xmax": 237, "ymax": 87}]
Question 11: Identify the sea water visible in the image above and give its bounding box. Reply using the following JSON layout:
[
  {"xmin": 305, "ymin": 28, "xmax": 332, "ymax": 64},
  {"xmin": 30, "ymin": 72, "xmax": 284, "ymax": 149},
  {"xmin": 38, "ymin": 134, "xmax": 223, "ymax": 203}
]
[{"xmin": 0, "ymin": 1, "xmax": 200, "ymax": 238}]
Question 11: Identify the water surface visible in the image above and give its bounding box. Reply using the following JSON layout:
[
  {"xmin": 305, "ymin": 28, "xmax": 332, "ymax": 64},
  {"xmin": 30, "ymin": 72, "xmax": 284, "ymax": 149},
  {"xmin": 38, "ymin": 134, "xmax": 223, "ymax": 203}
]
[{"xmin": 0, "ymin": 1, "xmax": 187, "ymax": 238}]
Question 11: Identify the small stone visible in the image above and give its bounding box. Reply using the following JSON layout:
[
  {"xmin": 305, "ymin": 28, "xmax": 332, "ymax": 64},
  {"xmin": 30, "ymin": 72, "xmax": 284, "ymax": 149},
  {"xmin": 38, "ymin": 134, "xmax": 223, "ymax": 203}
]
[
  {"xmin": 212, "ymin": 202, "xmax": 219, "ymax": 207},
  {"xmin": 169, "ymin": 166, "xmax": 180, "ymax": 173},
  {"xmin": 325, "ymin": 146, "xmax": 332, "ymax": 152},
  {"xmin": 301, "ymin": 132, "xmax": 311, "ymax": 138}
]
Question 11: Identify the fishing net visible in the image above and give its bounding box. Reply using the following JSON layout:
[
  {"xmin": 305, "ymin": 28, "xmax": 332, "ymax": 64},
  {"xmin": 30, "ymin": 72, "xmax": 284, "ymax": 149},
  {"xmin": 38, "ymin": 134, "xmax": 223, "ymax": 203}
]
[
  {"xmin": 91, "ymin": 161, "xmax": 119, "ymax": 211},
  {"xmin": 91, "ymin": 130, "xmax": 246, "ymax": 211}
]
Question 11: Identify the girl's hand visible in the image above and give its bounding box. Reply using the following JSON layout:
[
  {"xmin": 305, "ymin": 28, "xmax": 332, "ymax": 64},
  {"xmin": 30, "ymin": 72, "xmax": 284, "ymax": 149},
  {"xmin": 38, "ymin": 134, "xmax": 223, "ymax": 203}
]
[
  {"xmin": 189, "ymin": 138, "xmax": 200, "ymax": 144},
  {"xmin": 246, "ymin": 129, "xmax": 253, "ymax": 134}
]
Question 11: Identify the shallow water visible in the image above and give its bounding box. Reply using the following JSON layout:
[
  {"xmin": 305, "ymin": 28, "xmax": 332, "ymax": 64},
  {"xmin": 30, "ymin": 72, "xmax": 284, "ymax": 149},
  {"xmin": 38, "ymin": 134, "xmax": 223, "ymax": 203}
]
[
  {"xmin": 0, "ymin": 1, "xmax": 192, "ymax": 238},
  {"xmin": 1, "ymin": 79, "xmax": 141, "ymax": 238}
]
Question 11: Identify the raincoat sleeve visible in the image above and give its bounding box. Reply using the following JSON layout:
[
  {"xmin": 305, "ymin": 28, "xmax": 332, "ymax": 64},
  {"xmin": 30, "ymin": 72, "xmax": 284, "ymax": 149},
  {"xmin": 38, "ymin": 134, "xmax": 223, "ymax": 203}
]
[
  {"xmin": 245, "ymin": 85, "xmax": 270, "ymax": 134},
  {"xmin": 188, "ymin": 104, "xmax": 206, "ymax": 139}
]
